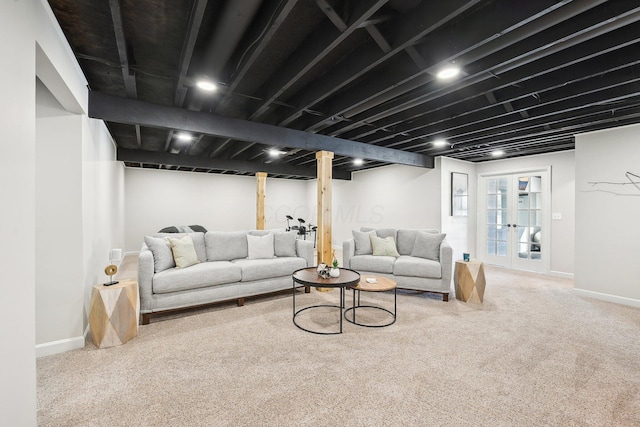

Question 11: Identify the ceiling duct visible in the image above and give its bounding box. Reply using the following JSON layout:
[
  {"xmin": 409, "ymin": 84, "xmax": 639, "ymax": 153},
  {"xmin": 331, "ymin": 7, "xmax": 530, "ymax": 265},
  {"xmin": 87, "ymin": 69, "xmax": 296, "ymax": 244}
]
[{"xmin": 186, "ymin": 0, "xmax": 262, "ymax": 111}]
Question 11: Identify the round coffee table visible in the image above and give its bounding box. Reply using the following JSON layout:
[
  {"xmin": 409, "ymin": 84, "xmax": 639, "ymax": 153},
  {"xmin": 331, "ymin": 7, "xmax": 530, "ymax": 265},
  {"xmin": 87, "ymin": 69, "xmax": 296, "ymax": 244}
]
[
  {"xmin": 292, "ymin": 267, "xmax": 360, "ymax": 334},
  {"xmin": 344, "ymin": 275, "xmax": 397, "ymax": 328}
]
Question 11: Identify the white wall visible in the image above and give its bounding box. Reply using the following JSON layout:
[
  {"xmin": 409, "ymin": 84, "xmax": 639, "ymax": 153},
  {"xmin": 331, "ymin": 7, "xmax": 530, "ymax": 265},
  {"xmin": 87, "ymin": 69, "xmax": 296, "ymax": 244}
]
[
  {"xmin": 35, "ymin": 81, "xmax": 84, "ymax": 347},
  {"xmin": 0, "ymin": 0, "xmax": 37, "ymax": 423},
  {"xmin": 475, "ymin": 150, "xmax": 576, "ymax": 276},
  {"xmin": 31, "ymin": 1, "xmax": 125, "ymax": 358},
  {"xmin": 575, "ymin": 124, "xmax": 640, "ymax": 305},
  {"xmin": 81, "ymin": 117, "xmax": 125, "ymax": 332},
  {"xmin": 331, "ymin": 163, "xmax": 442, "ymax": 245},
  {"xmin": 440, "ymin": 157, "xmax": 477, "ymax": 263},
  {"xmin": 124, "ymin": 168, "xmax": 309, "ymax": 251}
]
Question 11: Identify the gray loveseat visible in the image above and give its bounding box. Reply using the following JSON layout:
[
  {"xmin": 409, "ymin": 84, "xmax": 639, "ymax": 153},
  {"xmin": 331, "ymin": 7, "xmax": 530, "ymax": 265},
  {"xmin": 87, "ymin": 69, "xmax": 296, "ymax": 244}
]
[
  {"xmin": 138, "ymin": 230, "xmax": 314, "ymax": 324},
  {"xmin": 343, "ymin": 228, "xmax": 453, "ymax": 301}
]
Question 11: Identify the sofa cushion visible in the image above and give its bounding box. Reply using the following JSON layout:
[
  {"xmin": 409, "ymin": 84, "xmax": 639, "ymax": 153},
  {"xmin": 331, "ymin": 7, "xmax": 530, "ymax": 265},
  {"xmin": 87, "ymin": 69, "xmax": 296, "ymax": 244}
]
[
  {"xmin": 370, "ymin": 235, "xmax": 400, "ymax": 257},
  {"xmin": 247, "ymin": 233, "xmax": 275, "ymax": 259},
  {"xmin": 206, "ymin": 231, "xmax": 248, "ymax": 261},
  {"xmin": 233, "ymin": 257, "xmax": 307, "ymax": 282},
  {"xmin": 144, "ymin": 235, "xmax": 175, "ymax": 273},
  {"xmin": 353, "ymin": 229, "xmax": 376, "ymax": 255},
  {"xmin": 273, "ymin": 231, "xmax": 297, "ymax": 257},
  {"xmin": 155, "ymin": 232, "xmax": 206, "ymax": 262},
  {"xmin": 152, "ymin": 261, "xmax": 242, "ymax": 294},
  {"xmin": 411, "ymin": 232, "xmax": 446, "ymax": 261},
  {"xmin": 394, "ymin": 255, "xmax": 442, "ymax": 279},
  {"xmin": 349, "ymin": 255, "xmax": 395, "ymax": 274},
  {"xmin": 167, "ymin": 235, "xmax": 201, "ymax": 268},
  {"xmin": 397, "ymin": 229, "xmax": 439, "ymax": 255}
]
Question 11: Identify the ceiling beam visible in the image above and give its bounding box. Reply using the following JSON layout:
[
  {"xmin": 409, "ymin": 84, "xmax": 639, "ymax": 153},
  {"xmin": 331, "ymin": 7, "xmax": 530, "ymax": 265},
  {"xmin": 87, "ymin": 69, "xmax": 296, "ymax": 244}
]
[
  {"xmin": 117, "ymin": 148, "xmax": 351, "ymax": 180},
  {"xmin": 89, "ymin": 91, "xmax": 433, "ymax": 168}
]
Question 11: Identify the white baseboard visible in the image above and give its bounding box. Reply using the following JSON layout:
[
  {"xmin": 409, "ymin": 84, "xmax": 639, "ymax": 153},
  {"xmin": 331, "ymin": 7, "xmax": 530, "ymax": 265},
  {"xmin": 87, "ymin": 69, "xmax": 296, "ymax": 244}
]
[
  {"xmin": 36, "ymin": 335, "xmax": 85, "ymax": 358},
  {"xmin": 550, "ymin": 270, "xmax": 574, "ymax": 279},
  {"xmin": 573, "ymin": 288, "xmax": 640, "ymax": 308}
]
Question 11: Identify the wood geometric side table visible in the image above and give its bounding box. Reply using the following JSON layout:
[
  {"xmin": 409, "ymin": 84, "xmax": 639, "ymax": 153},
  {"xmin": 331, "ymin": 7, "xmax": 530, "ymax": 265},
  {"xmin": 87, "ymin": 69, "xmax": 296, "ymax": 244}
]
[
  {"xmin": 89, "ymin": 280, "xmax": 139, "ymax": 349},
  {"xmin": 454, "ymin": 260, "xmax": 486, "ymax": 303}
]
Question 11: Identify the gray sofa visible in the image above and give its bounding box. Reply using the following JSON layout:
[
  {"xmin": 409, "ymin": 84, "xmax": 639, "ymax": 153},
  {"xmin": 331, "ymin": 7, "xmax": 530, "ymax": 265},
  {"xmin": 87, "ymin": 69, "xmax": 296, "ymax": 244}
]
[
  {"xmin": 343, "ymin": 228, "xmax": 453, "ymax": 301},
  {"xmin": 138, "ymin": 230, "xmax": 314, "ymax": 324}
]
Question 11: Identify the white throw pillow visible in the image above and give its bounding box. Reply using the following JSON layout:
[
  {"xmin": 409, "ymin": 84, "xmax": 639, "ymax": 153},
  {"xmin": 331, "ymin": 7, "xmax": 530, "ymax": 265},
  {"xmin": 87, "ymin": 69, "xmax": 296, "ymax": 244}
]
[
  {"xmin": 247, "ymin": 233, "xmax": 275, "ymax": 259},
  {"xmin": 167, "ymin": 235, "xmax": 201, "ymax": 268},
  {"xmin": 370, "ymin": 235, "xmax": 400, "ymax": 257}
]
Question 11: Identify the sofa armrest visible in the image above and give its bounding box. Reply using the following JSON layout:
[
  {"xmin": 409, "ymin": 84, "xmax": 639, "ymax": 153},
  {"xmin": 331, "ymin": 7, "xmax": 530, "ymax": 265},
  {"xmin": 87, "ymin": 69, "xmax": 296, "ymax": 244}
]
[
  {"xmin": 296, "ymin": 239, "xmax": 315, "ymax": 267},
  {"xmin": 138, "ymin": 247, "xmax": 154, "ymax": 312},
  {"xmin": 440, "ymin": 240, "xmax": 453, "ymax": 281},
  {"xmin": 342, "ymin": 239, "xmax": 355, "ymax": 269}
]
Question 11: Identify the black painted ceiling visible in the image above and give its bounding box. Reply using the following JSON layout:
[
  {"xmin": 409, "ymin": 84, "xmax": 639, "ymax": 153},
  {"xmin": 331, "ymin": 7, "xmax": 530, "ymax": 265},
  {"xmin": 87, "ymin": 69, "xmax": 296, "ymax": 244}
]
[{"xmin": 48, "ymin": 0, "xmax": 640, "ymax": 179}]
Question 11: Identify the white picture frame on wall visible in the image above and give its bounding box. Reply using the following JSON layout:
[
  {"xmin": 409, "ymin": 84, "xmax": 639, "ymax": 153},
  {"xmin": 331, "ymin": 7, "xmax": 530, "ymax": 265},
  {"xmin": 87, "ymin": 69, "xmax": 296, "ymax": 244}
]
[{"xmin": 451, "ymin": 172, "xmax": 468, "ymax": 216}]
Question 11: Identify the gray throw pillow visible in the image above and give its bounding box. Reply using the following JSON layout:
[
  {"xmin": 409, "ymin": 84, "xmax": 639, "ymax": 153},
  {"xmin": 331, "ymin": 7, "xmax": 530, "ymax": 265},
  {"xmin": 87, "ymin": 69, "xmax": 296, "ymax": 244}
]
[
  {"xmin": 410, "ymin": 232, "xmax": 446, "ymax": 261},
  {"xmin": 206, "ymin": 231, "xmax": 249, "ymax": 261},
  {"xmin": 353, "ymin": 229, "xmax": 377, "ymax": 255},
  {"xmin": 144, "ymin": 235, "xmax": 175, "ymax": 273},
  {"xmin": 274, "ymin": 231, "xmax": 297, "ymax": 257}
]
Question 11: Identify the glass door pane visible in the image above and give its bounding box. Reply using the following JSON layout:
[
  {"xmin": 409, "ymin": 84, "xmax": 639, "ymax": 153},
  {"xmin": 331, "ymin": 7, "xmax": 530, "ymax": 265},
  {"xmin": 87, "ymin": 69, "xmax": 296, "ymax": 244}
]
[
  {"xmin": 516, "ymin": 175, "xmax": 542, "ymax": 261},
  {"xmin": 486, "ymin": 177, "xmax": 509, "ymax": 257}
]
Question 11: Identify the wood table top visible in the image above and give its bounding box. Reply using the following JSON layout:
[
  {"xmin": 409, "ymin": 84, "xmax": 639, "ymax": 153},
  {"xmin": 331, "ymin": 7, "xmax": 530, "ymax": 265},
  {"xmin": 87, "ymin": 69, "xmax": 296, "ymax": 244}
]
[
  {"xmin": 351, "ymin": 275, "xmax": 397, "ymax": 292},
  {"xmin": 292, "ymin": 267, "xmax": 360, "ymax": 288}
]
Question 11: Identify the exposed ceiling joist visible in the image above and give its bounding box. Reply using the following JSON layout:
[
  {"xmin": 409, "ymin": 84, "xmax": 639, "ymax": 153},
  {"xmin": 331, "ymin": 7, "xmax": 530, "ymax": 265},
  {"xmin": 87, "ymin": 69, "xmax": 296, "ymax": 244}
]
[
  {"xmin": 49, "ymin": 0, "xmax": 640, "ymax": 169},
  {"xmin": 249, "ymin": 0, "xmax": 388, "ymax": 121},
  {"xmin": 276, "ymin": 0, "xmax": 482, "ymax": 127},
  {"xmin": 89, "ymin": 91, "xmax": 433, "ymax": 168},
  {"xmin": 117, "ymin": 148, "xmax": 351, "ymax": 180},
  {"xmin": 173, "ymin": 0, "xmax": 209, "ymax": 107}
]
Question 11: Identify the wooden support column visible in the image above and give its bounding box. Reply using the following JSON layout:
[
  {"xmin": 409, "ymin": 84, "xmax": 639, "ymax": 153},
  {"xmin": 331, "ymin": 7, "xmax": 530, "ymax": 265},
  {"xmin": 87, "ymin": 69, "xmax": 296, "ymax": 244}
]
[
  {"xmin": 316, "ymin": 151, "xmax": 333, "ymax": 266},
  {"xmin": 256, "ymin": 172, "xmax": 267, "ymax": 230}
]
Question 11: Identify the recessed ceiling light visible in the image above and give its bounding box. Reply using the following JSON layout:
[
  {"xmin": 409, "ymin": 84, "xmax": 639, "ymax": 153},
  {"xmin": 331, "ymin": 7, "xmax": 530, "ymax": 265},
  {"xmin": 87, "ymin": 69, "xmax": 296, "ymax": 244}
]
[
  {"xmin": 436, "ymin": 66, "xmax": 461, "ymax": 80},
  {"xmin": 433, "ymin": 139, "xmax": 447, "ymax": 147},
  {"xmin": 491, "ymin": 150, "xmax": 505, "ymax": 157},
  {"xmin": 195, "ymin": 80, "xmax": 217, "ymax": 91},
  {"xmin": 268, "ymin": 148, "xmax": 286, "ymax": 157},
  {"xmin": 353, "ymin": 158, "xmax": 364, "ymax": 166},
  {"xmin": 176, "ymin": 132, "xmax": 193, "ymax": 142}
]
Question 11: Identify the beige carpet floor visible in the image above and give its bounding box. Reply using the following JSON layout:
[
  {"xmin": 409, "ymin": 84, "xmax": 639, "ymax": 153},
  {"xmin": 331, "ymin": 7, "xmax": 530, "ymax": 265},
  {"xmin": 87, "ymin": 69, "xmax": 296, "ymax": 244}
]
[{"xmin": 37, "ymin": 266, "xmax": 640, "ymax": 426}]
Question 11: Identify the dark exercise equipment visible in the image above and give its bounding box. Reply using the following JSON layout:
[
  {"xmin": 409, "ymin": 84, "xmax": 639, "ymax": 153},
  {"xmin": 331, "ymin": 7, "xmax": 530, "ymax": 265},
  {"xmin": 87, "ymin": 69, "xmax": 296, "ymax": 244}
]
[{"xmin": 285, "ymin": 215, "xmax": 317, "ymax": 247}]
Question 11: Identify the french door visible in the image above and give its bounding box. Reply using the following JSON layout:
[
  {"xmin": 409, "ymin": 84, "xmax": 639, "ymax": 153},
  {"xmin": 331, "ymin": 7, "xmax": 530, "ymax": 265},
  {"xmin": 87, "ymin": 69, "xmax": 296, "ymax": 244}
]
[{"xmin": 478, "ymin": 169, "xmax": 550, "ymax": 273}]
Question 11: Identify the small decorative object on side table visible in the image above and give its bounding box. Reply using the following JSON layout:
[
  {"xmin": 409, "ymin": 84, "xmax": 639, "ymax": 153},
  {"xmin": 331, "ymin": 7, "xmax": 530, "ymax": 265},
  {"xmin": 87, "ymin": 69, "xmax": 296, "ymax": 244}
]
[
  {"xmin": 454, "ymin": 259, "xmax": 486, "ymax": 303},
  {"xmin": 89, "ymin": 280, "xmax": 140, "ymax": 348},
  {"xmin": 330, "ymin": 250, "xmax": 340, "ymax": 277}
]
